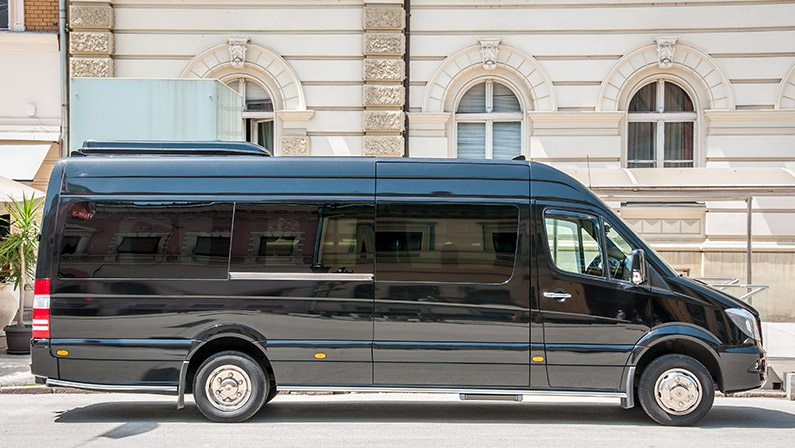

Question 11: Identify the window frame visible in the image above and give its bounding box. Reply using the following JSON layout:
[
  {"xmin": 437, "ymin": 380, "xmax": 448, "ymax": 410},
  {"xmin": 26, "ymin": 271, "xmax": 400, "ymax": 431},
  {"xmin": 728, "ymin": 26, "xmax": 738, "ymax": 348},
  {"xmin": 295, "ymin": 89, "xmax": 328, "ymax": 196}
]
[
  {"xmin": 453, "ymin": 78, "xmax": 525, "ymax": 160},
  {"xmin": 1, "ymin": 0, "xmax": 23, "ymax": 31},
  {"xmin": 627, "ymin": 79, "xmax": 697, "ymax": 168},
  {"xmin": 224, "ymin": 77, "xmax": 275, "ymax": 150},
  {"xmin": 543, "ymin": 208, "xmax": 641, "ymax": 286},
  {"xmin": 543, "ymin": 209, "xmax": 605, "ymax": 280}
]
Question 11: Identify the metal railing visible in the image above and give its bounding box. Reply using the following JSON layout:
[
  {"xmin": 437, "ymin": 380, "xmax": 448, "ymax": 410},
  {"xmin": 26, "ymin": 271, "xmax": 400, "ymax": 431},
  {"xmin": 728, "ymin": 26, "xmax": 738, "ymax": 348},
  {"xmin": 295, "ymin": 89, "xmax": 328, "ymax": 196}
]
[{"xmin": 693, "ymin": 276, "xmax": 769, "ymax": 318}]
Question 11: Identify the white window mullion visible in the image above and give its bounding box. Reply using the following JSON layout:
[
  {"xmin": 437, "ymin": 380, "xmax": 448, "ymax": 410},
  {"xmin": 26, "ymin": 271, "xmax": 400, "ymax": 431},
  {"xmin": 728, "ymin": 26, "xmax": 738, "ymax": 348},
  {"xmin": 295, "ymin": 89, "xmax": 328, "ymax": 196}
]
[
  {"xmin": 486, "ymin": 80, "xmax": 494, "ymax": 113},
  {"xmin": 656, "ymin": 119, "xmax": 665, "ymax": 168},
  {"xmin": 656, "ymin": 79, "xmax": 665, "ymax": 113},
  {"xmin": 485, "ymin": 120, "xmax": 494, "ymax": 159}
]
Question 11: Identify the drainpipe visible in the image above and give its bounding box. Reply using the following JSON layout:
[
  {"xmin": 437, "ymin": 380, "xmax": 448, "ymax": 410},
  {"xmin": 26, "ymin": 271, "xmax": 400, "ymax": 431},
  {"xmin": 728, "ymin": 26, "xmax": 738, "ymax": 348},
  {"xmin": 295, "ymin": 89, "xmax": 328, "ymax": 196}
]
[
  {"xmin": 746, "ymin": 197, "xmax": 753, "ymax": 284},
  {"xmin": 403, "ymin": 0, "xmax": 410, "ymax": 157},
  {"xmin": 59, "ymin": 0, "xmax": 69, "ymax": 157}
]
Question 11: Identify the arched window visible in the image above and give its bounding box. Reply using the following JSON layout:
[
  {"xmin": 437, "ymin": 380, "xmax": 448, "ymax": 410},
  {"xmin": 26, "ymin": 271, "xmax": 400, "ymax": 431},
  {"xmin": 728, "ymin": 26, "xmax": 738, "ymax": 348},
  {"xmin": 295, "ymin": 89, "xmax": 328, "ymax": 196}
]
[
  {"xmin": 226, "ymin": 78, "xmax": 274, "ymax": 152},
  {"xmin": 456, "ymin": 80, "xmax": 523, "ymax": 159},
  {"xmin": 628, "ymin": 80, "xmax": 696, "ymax": 168}
]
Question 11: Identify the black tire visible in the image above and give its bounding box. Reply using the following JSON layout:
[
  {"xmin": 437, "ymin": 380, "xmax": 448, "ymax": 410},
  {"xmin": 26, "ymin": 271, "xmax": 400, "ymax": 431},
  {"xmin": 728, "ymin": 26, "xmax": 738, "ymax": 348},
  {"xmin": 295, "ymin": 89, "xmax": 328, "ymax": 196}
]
[
  {"xmin": 193, "ymin": 351, "xmax": 269, "ymax": 423},
  {"xmin": 638, "ymin": 354, "xmax": 714, "ymax": 426}
]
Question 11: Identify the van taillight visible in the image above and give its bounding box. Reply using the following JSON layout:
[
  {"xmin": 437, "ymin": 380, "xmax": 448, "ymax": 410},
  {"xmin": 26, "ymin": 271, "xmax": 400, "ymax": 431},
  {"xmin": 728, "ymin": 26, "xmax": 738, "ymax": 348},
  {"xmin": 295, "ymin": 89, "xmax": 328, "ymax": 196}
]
[{"xmin": 32, "ymin": 279, "xmax": 51, "ymax": 339}]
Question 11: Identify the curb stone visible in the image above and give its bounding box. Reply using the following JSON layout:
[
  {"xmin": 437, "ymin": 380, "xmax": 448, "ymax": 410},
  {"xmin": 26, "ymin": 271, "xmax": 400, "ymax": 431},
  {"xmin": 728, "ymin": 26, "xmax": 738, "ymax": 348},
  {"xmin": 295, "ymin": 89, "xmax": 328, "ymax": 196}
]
[{"xmin": 0, "ymin": 386, "xmax": 105, "ymax": 395}]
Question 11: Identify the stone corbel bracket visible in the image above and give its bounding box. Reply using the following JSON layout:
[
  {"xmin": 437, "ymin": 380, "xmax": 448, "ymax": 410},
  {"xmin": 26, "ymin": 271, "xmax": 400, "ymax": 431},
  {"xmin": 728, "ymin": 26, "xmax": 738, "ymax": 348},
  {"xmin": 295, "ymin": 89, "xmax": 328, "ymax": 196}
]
[
  {"xmin": 655, "ymin": 36, "xmax": 679, "ymax": 69},
  {"xmin": 227, "ymin": 37, "xmax": 250, "ymax": 68},
  {"xmin": 479, "ymin": 38, "xmax": 501, "ymax": 70}
]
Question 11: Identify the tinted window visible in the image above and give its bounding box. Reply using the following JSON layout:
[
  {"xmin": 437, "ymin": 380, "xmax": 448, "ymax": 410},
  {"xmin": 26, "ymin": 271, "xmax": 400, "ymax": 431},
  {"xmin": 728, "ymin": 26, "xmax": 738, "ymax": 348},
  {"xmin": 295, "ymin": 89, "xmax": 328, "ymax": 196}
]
[
  {"xmin": 57, "ymin": 201, "xmax": 233, "ymax": 279},
  {"xmin": 375, "ymin": 204, "xmax": 519, "ymax": 283},
  {"xmin": 545, "ymin": 212, "xmax": 603, "ymax": 278},
  {"xmin": 230, "ymin": 203, "xmax": 373, "ymax": 274}
]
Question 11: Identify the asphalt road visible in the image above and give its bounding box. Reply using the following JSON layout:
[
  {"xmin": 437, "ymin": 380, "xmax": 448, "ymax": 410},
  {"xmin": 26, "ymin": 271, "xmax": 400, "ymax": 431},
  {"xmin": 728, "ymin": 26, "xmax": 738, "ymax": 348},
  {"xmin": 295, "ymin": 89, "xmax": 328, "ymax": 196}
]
[{"xmin": 1, "ymin": 393, "xmax": 793, "ymax": 447}]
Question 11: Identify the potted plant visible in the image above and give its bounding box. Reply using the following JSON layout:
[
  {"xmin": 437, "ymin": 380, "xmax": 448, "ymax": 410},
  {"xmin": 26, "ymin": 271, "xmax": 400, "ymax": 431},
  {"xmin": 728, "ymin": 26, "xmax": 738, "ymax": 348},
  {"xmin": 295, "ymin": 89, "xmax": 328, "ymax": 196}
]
[{"xmin": 0, "ymin": 194, "xmax": 42, "ymax": 354}]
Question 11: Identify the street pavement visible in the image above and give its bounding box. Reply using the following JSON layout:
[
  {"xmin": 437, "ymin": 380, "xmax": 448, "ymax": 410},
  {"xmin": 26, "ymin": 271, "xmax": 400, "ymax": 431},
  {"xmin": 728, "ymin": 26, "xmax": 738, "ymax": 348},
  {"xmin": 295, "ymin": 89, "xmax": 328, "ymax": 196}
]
[{"xmin": 0, "ymin": 392, "xmax": 794, "ymax": 447}]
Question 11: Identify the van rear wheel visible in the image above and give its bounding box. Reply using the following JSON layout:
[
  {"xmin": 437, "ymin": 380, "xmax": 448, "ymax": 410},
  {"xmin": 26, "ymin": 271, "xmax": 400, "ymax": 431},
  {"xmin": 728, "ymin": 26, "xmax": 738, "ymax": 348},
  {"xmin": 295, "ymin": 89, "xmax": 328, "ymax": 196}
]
[
  {"xmin": 193, "ymin": 351, "xmax": 269, "ymax": 423},
  {"xmin": 638, "ymin": 354, "xmax": 714, "ymax": 426}
]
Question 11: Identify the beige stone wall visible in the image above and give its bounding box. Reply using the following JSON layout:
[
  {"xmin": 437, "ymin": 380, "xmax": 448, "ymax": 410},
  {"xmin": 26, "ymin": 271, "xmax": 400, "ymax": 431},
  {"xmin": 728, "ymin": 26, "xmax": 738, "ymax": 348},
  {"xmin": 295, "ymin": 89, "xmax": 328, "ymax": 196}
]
[{"xmin": 362, "ymin": 2, "xmax": 406, "ymax": 157}]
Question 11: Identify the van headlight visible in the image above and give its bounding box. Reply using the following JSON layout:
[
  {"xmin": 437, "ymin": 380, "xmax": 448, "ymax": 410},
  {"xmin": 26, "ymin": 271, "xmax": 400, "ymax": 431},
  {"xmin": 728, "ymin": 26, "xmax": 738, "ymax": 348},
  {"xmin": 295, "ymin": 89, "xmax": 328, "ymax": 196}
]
[{"xmin": 725, "ymin": 308, "xmax": 761, "ymax": 344}]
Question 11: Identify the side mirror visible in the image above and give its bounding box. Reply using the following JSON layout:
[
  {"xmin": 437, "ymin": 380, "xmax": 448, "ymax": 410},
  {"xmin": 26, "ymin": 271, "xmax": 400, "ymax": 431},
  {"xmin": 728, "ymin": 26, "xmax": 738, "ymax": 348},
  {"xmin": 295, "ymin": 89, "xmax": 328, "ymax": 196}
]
[{"xmin": 630, "ymin": 249, "xmax": 647, "ymax": 285}]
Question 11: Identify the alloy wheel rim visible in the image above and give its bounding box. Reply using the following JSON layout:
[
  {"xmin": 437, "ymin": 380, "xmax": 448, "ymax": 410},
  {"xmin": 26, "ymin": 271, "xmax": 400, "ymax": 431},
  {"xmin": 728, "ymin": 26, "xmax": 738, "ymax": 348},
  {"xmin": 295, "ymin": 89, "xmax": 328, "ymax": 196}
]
[
  {"xmin": 654, "ymin": 368, "xmax": 703, "ymax": 416},
  {"xmin": 205, "ymin": 364, "xmax": 252, "ymax": 412}
]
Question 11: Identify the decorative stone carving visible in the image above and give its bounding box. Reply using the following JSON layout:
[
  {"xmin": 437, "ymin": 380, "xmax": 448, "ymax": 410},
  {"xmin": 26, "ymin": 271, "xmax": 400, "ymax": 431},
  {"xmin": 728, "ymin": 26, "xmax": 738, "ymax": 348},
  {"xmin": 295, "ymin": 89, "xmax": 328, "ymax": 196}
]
[
  {"xmin": 70, "ymin": 58, "xmax": 114, "ymax": 78},
  {"xmin": 70, "ymin": 32, "xmax": 114, "ymax": 55},
  {"xmin": 280, "ymin": 136, "xmax": 311, "ymax": 156},
  {"xmin": 363, "ymin": 7, "xmax": 405, "ymax": 30},
  {"xmin": 363, "ymin": 136, "xmax": 404, "ymax": 157},
  {"xmin": 363, "ymin": 85, "xmax": 405, "ymax": 107},
  {"xmin": 364, "ymin": 111, "xmax": 404, "ymax": 132},
  {"xmin": 479, "ymin": 38, "xmax": 501, "ymax": 70},
  {"xmin": 363, "ymin": 33, "xmax": 405, "ymax": 56},
  {"xmin": 655, "ymin": 36, "xmax": 678, "ymax": 69},
  {"xmin": 227, "ymin": 37, "xmax": 250, "ymax": 68},
  {"xmin": 364, "ymin": 59, "xmax": 405, "ymax": 81},
  {"xmin": 69, "ymin": 5, "xmax": 114, "ymax": 30}
]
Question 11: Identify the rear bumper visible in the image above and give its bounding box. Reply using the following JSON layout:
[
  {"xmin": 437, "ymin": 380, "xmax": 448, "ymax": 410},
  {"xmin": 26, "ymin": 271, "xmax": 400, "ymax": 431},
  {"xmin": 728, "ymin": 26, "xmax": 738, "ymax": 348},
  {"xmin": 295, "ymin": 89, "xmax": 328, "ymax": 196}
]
[
  {"xmin": 30, "ymin": 339, "xmax": 58, "ymax": 379},
  {"xmin": 719, "ymin": 344, "xmax": 766, "ymax": 393}
]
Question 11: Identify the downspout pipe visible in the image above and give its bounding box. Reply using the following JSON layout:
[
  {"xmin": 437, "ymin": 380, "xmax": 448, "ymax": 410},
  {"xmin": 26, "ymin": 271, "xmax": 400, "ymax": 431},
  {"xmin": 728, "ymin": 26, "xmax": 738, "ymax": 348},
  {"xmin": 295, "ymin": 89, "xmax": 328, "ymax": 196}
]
[
  {"xmin": 59, "ymin": 0, "xmax": 69, "ymax": 157},
  {"xmin": 403, "ymin": 0, "xmax": 410, "ymax": 157}
]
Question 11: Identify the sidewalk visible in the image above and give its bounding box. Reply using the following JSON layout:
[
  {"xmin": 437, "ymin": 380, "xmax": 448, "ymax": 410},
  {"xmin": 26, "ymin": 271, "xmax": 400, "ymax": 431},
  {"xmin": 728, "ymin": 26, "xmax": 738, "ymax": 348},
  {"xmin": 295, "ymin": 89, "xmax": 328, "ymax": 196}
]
[{"xmin": 0, "ymin": 334, "xmax": 36, "ymax": 387}]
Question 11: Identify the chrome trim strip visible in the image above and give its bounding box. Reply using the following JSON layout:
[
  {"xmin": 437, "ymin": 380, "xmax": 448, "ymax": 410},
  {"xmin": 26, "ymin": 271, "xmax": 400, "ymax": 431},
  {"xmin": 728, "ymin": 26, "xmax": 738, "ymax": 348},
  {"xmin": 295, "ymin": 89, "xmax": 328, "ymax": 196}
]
[
  {"xmin": 276, "ymin": 385, "xmax": 626, "ymax": 399},
  {"xmin": 620, "ymin": 366, "xmax": 636, "ymax": 409},
  {"xmin": 46, "ymin": 378, "xmax": 177, "ymax": 394},
  {"xmin": 229, "ymin": 272, "xmax": 374, "ymax": 281}
]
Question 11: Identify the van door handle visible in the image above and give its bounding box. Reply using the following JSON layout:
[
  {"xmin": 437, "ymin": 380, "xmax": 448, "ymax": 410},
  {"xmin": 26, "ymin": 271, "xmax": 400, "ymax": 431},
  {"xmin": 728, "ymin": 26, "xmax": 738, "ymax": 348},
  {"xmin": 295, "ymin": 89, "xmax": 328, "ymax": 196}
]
[{"xmin": 543, "ymin": 291, "xmax": 572, "ymax": 302}]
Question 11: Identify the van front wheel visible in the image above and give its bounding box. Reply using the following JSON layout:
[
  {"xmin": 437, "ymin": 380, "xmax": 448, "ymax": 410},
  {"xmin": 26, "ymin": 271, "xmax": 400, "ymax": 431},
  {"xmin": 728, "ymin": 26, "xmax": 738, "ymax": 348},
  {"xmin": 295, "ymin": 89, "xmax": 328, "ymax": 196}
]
[
  {"xmin": 638, "ymin": 354, "xmax": 714, "ymax": 426},
  {"xmin": 193, "ymin": 351, "xmax": 269, "ymax": 422}
]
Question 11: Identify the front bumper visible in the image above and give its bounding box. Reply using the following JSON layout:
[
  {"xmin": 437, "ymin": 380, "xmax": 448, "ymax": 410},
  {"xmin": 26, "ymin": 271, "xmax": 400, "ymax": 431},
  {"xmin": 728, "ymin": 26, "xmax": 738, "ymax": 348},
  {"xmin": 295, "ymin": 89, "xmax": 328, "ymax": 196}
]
[{"xmin": 719, "ymin": 344, "xmax": 766, "ymax": 393}]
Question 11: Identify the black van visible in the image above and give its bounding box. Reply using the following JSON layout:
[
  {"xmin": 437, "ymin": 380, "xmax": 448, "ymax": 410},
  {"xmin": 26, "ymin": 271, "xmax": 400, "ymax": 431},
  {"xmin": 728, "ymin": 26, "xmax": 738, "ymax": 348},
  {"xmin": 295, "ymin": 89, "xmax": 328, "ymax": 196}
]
[{"xmin": 31, "ymin": 141, "xmax": 766, "ymax": 425}]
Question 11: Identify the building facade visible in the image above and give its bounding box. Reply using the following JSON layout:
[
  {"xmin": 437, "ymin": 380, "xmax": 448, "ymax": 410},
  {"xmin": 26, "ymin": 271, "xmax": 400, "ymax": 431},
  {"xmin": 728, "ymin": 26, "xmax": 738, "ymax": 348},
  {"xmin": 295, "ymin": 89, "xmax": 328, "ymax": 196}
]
[
  {"xmin": 0, "ymin": 0, "xmax": 61, "ymax": 192},
  {"xmin": 61, "ymin": 0, "xmax": 795, "ymax": 321}
]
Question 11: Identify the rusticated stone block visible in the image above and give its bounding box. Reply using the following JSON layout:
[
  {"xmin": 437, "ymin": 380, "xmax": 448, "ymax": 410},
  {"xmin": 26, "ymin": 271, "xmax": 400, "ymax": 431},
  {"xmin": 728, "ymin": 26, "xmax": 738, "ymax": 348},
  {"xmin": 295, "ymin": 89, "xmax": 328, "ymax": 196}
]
[
  {"xmin": 364, "ymin": 111, "xmax": 404, "ymax": 132},
  {"xmin": 363, "ymin": 136, "xmax": 404, "ymax": 157},
  {"xmin": 70, "ymin": 57, "xmax": 114, "ymax": 77},
  {"xmin": 69, "ymin": 5, "xmax": 114, "ymax": 30},
  {"xmin": 280, "ymin": 136, "xmax": 311, "ymax": 156},
  {"xmin": 363, "ymin": 7, "xmax": 405, "ymax": 30},
  {"xmin": 363, "ymin": 33, "xmax": 405, "ymax": 56},
  {"xmin": 70, "ymin": 31, "xmax": 114, "ymax": 55},
  {"xmin": 363, "ymin": 85, "xmax": 405, "ymax": 107},
  {"xmin": 364, "ymin": 59, "xmax": 405, "ymax": 82}
]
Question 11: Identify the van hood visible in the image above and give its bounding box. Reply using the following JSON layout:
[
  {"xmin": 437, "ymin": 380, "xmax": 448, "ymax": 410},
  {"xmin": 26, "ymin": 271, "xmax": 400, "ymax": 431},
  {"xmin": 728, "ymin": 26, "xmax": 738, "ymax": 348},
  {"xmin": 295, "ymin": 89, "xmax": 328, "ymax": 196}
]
[{"xmin": 669, "ymin": 275, "xmax": 760, "ymax": 317}]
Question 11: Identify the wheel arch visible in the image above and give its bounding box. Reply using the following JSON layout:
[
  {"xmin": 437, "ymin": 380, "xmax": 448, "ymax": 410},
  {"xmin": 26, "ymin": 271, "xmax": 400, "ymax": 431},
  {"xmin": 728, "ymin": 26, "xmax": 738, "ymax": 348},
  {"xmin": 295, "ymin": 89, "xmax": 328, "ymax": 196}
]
[{"xmin": 629, "ymin": 325, "xmax": 724, "ymax": 392}]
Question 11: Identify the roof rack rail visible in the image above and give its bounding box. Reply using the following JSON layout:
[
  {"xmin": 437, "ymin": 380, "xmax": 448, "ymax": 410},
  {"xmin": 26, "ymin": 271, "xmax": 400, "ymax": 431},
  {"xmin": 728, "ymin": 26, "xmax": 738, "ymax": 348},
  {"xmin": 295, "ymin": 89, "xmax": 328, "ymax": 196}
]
[{"xmin": 74, "ymin": 140, "xmax": 272, "ymax": 157}]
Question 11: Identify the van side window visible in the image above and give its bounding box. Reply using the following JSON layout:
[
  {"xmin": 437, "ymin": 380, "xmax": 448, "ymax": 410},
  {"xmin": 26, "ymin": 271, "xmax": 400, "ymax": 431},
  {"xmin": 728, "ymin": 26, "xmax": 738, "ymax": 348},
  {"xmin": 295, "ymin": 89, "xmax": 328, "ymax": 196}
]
[
  {"xmin": 604, "ymin": 222, "xmax": 634, "ymax": 282},
  {"xmin": 230, "ymin": 204, "xmax": 373, "ymax": 273},
  {"xmin": 375, "ymin": 204, "xmax": 519, "ymax": 283},
  {"xmin": 544, "ymin": 212, "xmax": 604, "ymax": 278},
  {"xmin": 57, "ymin": 201, "xmax": 233, "ymax": 279}
]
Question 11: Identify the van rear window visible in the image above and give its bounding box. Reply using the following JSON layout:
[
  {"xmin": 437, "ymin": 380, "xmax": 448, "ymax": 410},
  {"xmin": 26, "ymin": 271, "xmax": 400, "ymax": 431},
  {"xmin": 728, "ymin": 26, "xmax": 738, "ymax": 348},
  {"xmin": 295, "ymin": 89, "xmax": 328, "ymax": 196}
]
[
  {"xmin": 57, "ymin": 201, "xmax": 233, "ymax": 279},
  {"xmin": 375, "ymin": 203, "xmax": 519, "ymax": 284}
]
